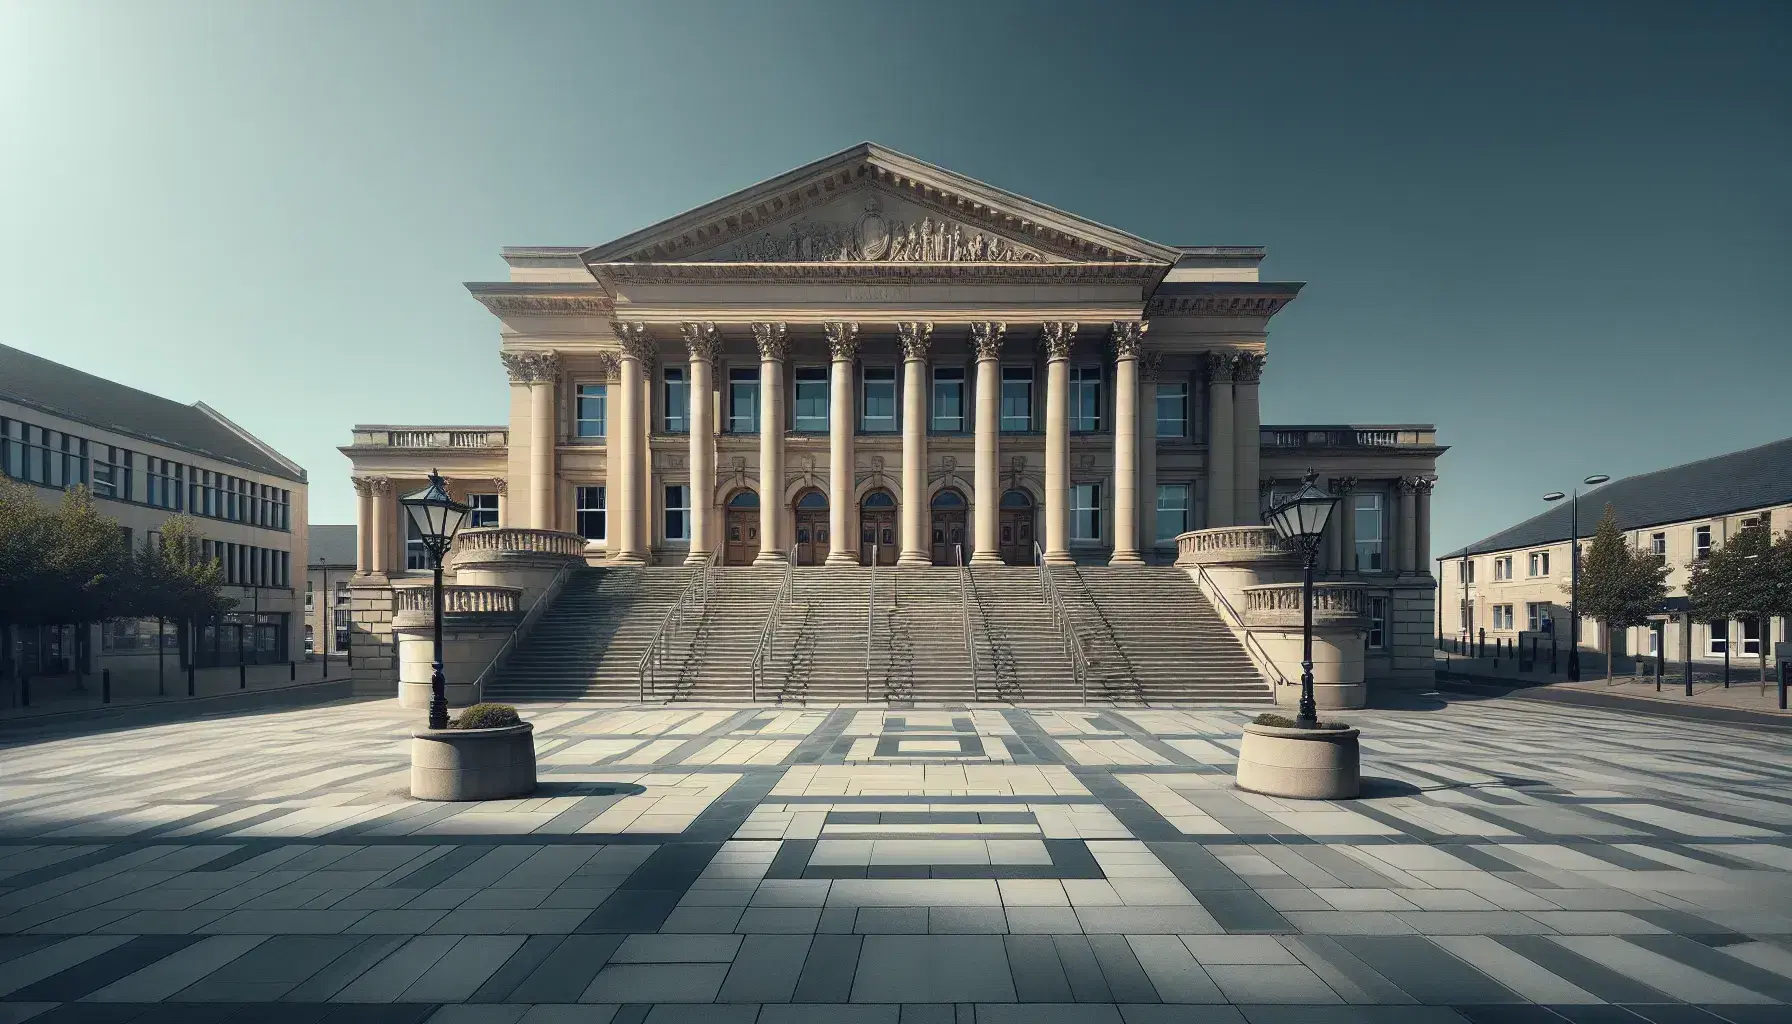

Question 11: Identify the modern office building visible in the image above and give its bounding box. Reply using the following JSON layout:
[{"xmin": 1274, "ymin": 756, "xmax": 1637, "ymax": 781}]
[
  {"xmin": 1, "ymin": 343, "xmax": 309, "ymax": 676},
  {"xmin": 1441, "ymin": 436, "xmax": 1791, "ymax": 665}
]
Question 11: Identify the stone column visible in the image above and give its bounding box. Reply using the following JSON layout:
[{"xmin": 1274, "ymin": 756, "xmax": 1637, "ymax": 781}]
[
  {"xmin": 897, "ymin": 322, "xmax": 933, "ymax": 567},
  {"xmin": 353, "ymin": 477, "xmax": 374, "ymax": 574},
  {"xmin": 1415, "ymin": 478, "xmax": 1433, "ymax": 575},
  {"xmin": 493, "ymin": 478, "xmax": 508, "ymax": 528},
  {"xmin": 368, "ymin": 476, "xmax": 392, "ymax": 574},
  {"xmin": 1203, "ymin": 352, "xmax": 1235, "ymax": 528},
  {"xmin": 824, "ymin": 321, "xmax": 861, "ymax": 565},
  {"xmin": 753, "ymin": 322, "xmax": 789, "ymax": 565},
  {"xmin": 1321, "ymin": 476, "xmax": 1341, "ymax": 574},
  {"xmin": 1232, "ymin": 351, "xmax": 1265, "ymax": 526},
  {"xmin": 1041, "ymin": 321, "xmax": 1076, "ymax": 565},
  {"xmin": 969, "ymin": 321, "xmax": 1006, "ymax": 566},
  {"xmin": 1139, "ymin": 352, "xmax": 1161, "ymax": 558},
  {"xmin": 500, "ymin": 350, "xmax": 560, "ymax": 529},
  {"xmin": 1397, "ymin": 477, "xmax": 1418, "ymax": 574},
  {"xmin": 1332, "ymin": 477, "xmax": 1357, "ymax": 573},
  {"xmin": 609, "ymin": 322, "xmax": 650, "ymax": 565},
  {"xmin": 1109, "ymin": 321, "xmax": 1147, "ymax": 566},
  {"xmin": 637, "ymin": 351, "xmax": 655, "ymax": 556},
  {"xmin": 681, "ymin": 323, "xmax": 721, "ymax": 565}
]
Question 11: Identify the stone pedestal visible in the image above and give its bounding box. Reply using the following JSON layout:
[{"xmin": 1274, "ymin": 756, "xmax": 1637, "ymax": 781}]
[
  {"xmin": 1236, "ymin": 723, "xmax": 1360, "ymax": 800},
  {"xmin": 1242, "ymin": 581, "xmax": 1370, "ymax": 710},
  {"xmin": 411, "ymin": 723, "xmax": 536, "ymax": 801},
  {"xmin": 392, "ymin": 583, "xmax": 523, "ymax": 710}
]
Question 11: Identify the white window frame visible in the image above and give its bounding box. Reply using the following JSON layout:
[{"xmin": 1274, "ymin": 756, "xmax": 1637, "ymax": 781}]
[
  {"xmin": 405, "ymin": 518, "xmax": 428, "ymax": 570},
  {"xmin": 1000, "ymin": 366, "xmax": 1034, "ymax": 432},
  {"xmin": 1526, "ymin": 602, "xmax": 1551, "ymax": 633},
  {"xmin": 861, "ymin": 366, "xmax": 897, "ymax": 433},
  {"xmin": 1694, "ymin": 525, "xmax": 1713, "ymax": 561},
  {"xmin": 1069, "ymin": 364, "xmax": 1102, "ymax": 433},
  {"xmin": 1155, "ymin": 484, "xmax": 1190, "ymax": 543},
  {"xmin": 575, "ymin": 383, "xmax": 607, "ymax": 438},
  {"xmin": 1527, "ymin": 550, "xmax": 1549, "ymax": 577},
  {"xmin": 931, "ymin": 366, "xmax": 966, "ymax": 433},
  {"xmin": 1493, "ymin": 556, "xmax": 1511, "ymax": 581},
  {"xmin": 792, "ymin": 366, "xmax": 829, "ymax": 432},
  {"xmin": 1367, "ymin": 597, "xmax": 1386, "ymax": 649},
  {"xmin": 1741, "ymin": 616, "xmax": 1761, "ymax": 656},
  {"xmin": 662, "ymin": 368, "xmax": 688, "ymax": 433},
  {"xmin": 1493, "ymin": 604, "xmax": 1514, "ymax": 631},
  {"xmin": 576, "ymin": 485, "xmax": 607, "ymax": 542},
  {"xmin": 727, "ymin": 368, "xmax": 759, "ymax": 434},
  {"xmin": 1354, "ymin": 492, "xmax": 1385, "ymax": 571},
  {"xmin": 468, "ymin": 493, "xmax": 499, "ymax": 529},
  {"xmin": 1461, "ymin": 560, "xmax": 1475, "ymax": 584},
  {"xmin": 1071, "ymin": 483, "xmax": 1101, "ymax": 542},
  {"xmin": 1651, "ymin": 531, "xmax": 1666, "ymax": 557},
  {"xmin": 1155, "ymin": 382, "xmax": 1188, "ymax": 439},
  {"xmin": 664, "ymin": 484, "xmax": 690, "ymax": 542},
  {"xmin": 1707, "ymin": 619, "xmax": 1728, "ymax": 657}
]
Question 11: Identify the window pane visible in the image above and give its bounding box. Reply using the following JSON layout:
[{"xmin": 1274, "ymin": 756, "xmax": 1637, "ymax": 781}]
[
  {"xmin": 728, "ymin": 369, "xmax": 758, "ymax": 433},
  {"xmin": 1155, "ymin": 484, "xmax": 1189, "ymax": 542},
  {"xmin": 576, "ymin": 384, "xmax": 607, "ymax": 438},
  {"xmin": 665, "ymin": 484, "xmax": 689, "ymax": 541},
  {"xmin": 1155, "ymin": 384, "xmax": 1187, "ymax": 437},
  {"xmin": 663, "ymin": 369, "xmax": 688, "ymax": 433},
  {"xmin": 862, "ymin": 367, "xmax": 896, "ymax": 432},
  {"xmin": 932, "ymin": 368, "xmax": 964, "ymax": 432},
  {"xmin": 576, "ymin": 486, "xmax": 606, "ymax": 541},
  {"xmin": 1071, "ymin": 365, "xmax": 1101, "ymax": 432},
  {"xmin": 1071, "ymin": 483, "xmax": 1100, "ymax": 540},
  {"xmin": 1001, "ymin": 368, "xmax": 1033, "ymax": 432},
  {"xmin": 793, "ymin": 368, "xmax": 828, "ymax": 431},
  {"xmin": 1355, "ymin": 493, "xmax": 1384, "ymax": 570}
]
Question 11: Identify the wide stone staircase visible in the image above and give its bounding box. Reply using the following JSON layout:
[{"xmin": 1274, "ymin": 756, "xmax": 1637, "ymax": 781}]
[{"xmin": 480, "ymin": 562, "xmax": 1270, "ymax": 704}]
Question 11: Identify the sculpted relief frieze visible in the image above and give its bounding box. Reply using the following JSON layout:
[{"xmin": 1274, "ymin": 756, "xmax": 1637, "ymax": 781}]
[{"xmin": 713, "ymin": 193, "xmax": 1047, "ymax": 264}]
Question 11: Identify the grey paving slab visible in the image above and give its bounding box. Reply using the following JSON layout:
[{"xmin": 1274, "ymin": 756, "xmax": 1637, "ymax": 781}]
[
  {"xmin": 850, "ymin": 935, "xmax": 1017, "ymax": 1003},
  {"xmin": 502, "ymin": 934, "xmax": 622, "ymax": 1003},
  {"xmin": 791, "ymin": 932, "xmax": 861, "ymax": 1003},
  {"xmin": 1004, "ymin": 934, "xmax": 1073, "ymax": 1002},
  {"xmin": 580, "ymin": 962, "xmax": 729, "ymax": 1003},
  {"xmin": 1084, "ymin": 935, "xmax": 1159, "ymax": 1003},
  {"xmin": 717, "ymin": 934, "xmax": 812, "ymax": 1002},
  {"xmin": 1333, "ymin": 936, "xmax": 1522, "ymax": 1005}
]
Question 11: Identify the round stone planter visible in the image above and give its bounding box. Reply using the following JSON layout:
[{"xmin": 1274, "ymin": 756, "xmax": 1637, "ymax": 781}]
[
  {"xmin": 410, "ymin": 722, "xmax": 537, "ymax": 801},
  {"xmin": 1235, "ymin": 723, "xmax": 1360, "ymax": 800}
]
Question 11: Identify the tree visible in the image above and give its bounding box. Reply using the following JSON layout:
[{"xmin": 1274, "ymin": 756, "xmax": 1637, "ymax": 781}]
[
  {"xmin": 130, "ymin": 515, "xmax": 234, "ymax": 683},
  {"xmin": 40, "ymin": 487, "xmax": 132, "ymax": 683},
  {"xmin": 1570, "ymin": 505, "xmax": 1670, "ymax": 685},
  {"xmin": 1688, "ymin": 523, "xmax": 1792, "ymax": 686},
  {"xmin": 0, "ymin": 480, "xmax": 55, "ymax": 678}
]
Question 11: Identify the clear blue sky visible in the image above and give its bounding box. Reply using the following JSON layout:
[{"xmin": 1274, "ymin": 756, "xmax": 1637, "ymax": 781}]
[{"xmin": 3, "ymin": 0, "xmax": 1787, "ymax": 554}]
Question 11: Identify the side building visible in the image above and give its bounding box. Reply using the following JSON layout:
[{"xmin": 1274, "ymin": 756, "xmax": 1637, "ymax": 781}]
[
  {"xmin": 305, "ymin": 525, "xmax": 356, "ymax": 662},
  {"xmin": 1441, "ymin": 436, "xmax": 1791, "ymax": 666},
  {"xmin": 0, "ymin": 343, "xmax": 309, "ymax": 676}
]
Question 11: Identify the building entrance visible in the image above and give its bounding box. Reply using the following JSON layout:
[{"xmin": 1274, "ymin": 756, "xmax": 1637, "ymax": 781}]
[
  {"xmin": 793, "ymin": 489, "xmax": 828, "ymax": 565},
  {"xmin": 723, "ymin": 489, "xmax": 760, "ymax": 565},
  {"xmin": 930, "ymin": 488, "xmax": 969, "ymax": 565},
  {"xmin": 999, "ymin": 489, "xmax": 1035, "ymax": 565},
  {"xmin": 860, "ymin": 490, "xmax": 898, "ymax": 565}
]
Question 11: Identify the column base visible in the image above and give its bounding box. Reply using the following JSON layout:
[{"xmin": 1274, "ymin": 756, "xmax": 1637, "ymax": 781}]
[
  {"xmin": 969, "ymin": 552, "xmax": 1004, "ymax": 567},
  {"xmin": 896, "ymin": 552, "xmax": 931, "ymax": 567},
  {"xmin": 683, "ymin": 551, "xmax": 713, "ymax": 567},
  {"xmin": 1108, "ymin": 551, "xmax": 1145, "ymax": 567},
  {"xmin": 825, "ymin": 552, "xmax": 859, "ymax": 566},
  {"xmin": 1042, "ymin": 550, "xmax": 1074, "ymax": 566},
  {"xmin": 609, "ymin": 551, "xmax": 648, "ymax": 567},
  {"xmin": 753, "ymin": 551, "xmax": 789, "ymax": 566}
]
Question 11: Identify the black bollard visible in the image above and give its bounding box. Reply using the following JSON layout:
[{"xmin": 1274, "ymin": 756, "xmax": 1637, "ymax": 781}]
[
  {"xmin": 289, "ymin": 661, "xmax": 296, "ymax": 681},
  {"xmin": 187, "ymin": 663, "xmax": 195, "ymax": 697},
  {"xmin": 239, "ymin": 662, "xmax": 246, "ymax": 689},
  {"xmin": 20, "ymin": 674, "xmax": 28, "ymax": 707},
  {"xmin": 102, "ymin": 669, "xmax": 110, "ymax": 704},
  {"xmin": 322, "ymin": 657, "xmax": 328, "ymax": 680},
  {"xmin": 1478, "ymin": 628, "xmax": 1485, "ymax": 659}
]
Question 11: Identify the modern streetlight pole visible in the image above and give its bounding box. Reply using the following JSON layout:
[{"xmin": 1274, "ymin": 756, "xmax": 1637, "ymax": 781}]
[
  {"xmin": 1263, "ymin": 472, "xmax": 1340, "ymax": 730},
  {"xmin": 400, "ymin": 471, "xmax": 470, "ymax": 730},
  {"xmin": 1543, "ymin": 474, "xmax": 1609, "ymax": 683}
]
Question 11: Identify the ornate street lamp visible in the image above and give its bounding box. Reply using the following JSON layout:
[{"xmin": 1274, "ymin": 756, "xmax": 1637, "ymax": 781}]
[
  {"xmin": 1263, "ymin": 472, "xmax": 1340, "ymax": 729},
  {"xmin": 400, "ymin": 471, "xmax": 469, "ymax": 730},
  {"xmin": 1543, "ymin": 474, "xmax": 1609, "ymax": 683}
]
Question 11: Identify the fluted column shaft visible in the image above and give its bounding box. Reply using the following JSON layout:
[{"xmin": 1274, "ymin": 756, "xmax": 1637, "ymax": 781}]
[
  {"xmin": 1138, "ymin": 354, "xmax": 1160, "ymax": 557},
  {"xmin": 897, "ymin": 323, "xmax": 932, "ymax": 567},
  {"xmin": 1204, "ymin": 352, "xmax": 1235, "ymax": 528},
  {"xmin": 753, "ymin": 323, "xmax": 789, "ymax": 565},
  {"xmin": 1042, "ymin": 322, "xmax": 1074, "ymax": 565},
  {"xmin": 825, "ymin": 322, "xmax": 860, "ymax": 565},
  {"xmin": 354, "ymin": 480, "xmax": 374, "ymax": 574},
  {"xmin": 637, "ymin": 367, "xmax": 652, "ymax": 555},
  {"xmin": 1232, "ymin": 352, "xmax": 1264, "ymax": 525},
  {"xmin": 528, "ymin": 380, "xmax": 555, "ymax": 530},
  {"xmin": 1109, "ymin": 321, "xmax": 1146, "ymax": 566},
  {"xmin": 969, "ymin": 321, "xmax": 1005, "ymax": 566},
  {"xmin": 1397, "ymin": 478, "xmax": 1418, "ymax": 574},
  {"xmin": 369, "ymin": 479, "xmax": 391, "ymax": 574},
  {"xmin": 610, "ymin": 343, "xmax": 646, "ymax": 565},
  {"xmin": 682, "ymin": 324, "xmax": 720, "ymax": 565}
]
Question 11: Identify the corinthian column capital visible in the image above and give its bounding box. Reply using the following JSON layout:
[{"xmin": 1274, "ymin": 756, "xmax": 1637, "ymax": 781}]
[
  {"xmin": 611, "ymin": 321, "xmax": 655, "ymax": 363},
  {"xmin": 680, "ymin": 321, "xmax": 723, "ymax": 364},
  {"xmin": 824, "ymin": 321, "xmax": 861, "ymax": 361},
  {"xmin": 752, "ymin": 321, "xmax": 789, "ymax": 362},
  {"xmin": 1109, "ymin": 320, "xmax": 1147, "ymax": 360},
  {"xmin": 1232, "ymin": 351, "xmax": 1266, "ymax": 384},
  {"xmin": 595, "ymin": 352, "xmax": 621, "ymax": 383},
  {"xmin": 896, "ymin": 321, "xmax": 934, "ymax": 361},
  {"xmin": 1040, "ymin": 321, "xmax": 1078, "ymax": 361},
  {"xmin": 1139, "ymin": 351, "xmax": 1163, "ymax": 382},
  {"xmin": 351, "ymin": 476, "xmax": 374, "ymax": 498},
  {"xmin": 969, "ymin": 321, "xmax": 1006, "ymax": 360},
  {"xmin": 499, "ymin": 350, "xmax": 561, "ymax": 384},
  {"xmin": 1201, "ymin": 350, "xmax": 1234, "ymax": 384}
]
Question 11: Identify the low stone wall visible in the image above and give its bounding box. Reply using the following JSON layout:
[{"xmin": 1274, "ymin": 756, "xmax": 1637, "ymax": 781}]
[
  {"xmin": 348, "ymin": 582, "xmax": 397, "ymax": 697},
  {"xmin": 448, "ymin": 528, "xmax": 586, "ymax": 607},
  {"xmin": 392, "ymin": 583, "xmax": 524, "ymax": 710}
]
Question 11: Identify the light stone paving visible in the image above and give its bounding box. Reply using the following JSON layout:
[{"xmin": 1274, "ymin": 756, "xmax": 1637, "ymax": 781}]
[{"xmin": 0, "ymin": 698, "xmax": 1791, "ymax": 1022}]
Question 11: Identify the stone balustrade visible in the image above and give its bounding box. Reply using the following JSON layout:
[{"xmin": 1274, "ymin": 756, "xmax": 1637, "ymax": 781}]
[
  {"xmin": 349, "ymin": 427, "xmax": 507, "ymax": 449},
  {"xmin": 1242, "ymin": 581, "xmax": 1369, "ymax": 629},
  {"xmin": 393, "ymin": 584, "xmax": 522, "ymax": 616},
  {"xmin": 1258, "ymin": 425, "xmax": 1438, "ymax": 449},
  {"xmin": 449, "ymin": 527, "xmax": 586, "ymax": 562},
  {"xmin": 1175, "ymin": 526, "xmax": 1293, "ymax": 567}
]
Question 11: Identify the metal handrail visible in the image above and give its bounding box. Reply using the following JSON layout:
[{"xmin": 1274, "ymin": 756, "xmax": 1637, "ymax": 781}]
[
  {"xmin": 865, "ymin": 542, "xmax": 877, "ymax": 701},
  {"xmin": 1189, "ymin": 560, "xmax": 1290, "ymax": 688},
  {"xmin": 637, "ymin": 554, "xmax": 715, "ymax": 701},
  {"xmin": 1069, "ymin": 562, "xmax": 1140, "ymax": 701},
  {"xmin": 749, "ymin": 547, "xmax": 797, "ymax": 701},
  {"xmin": 1034, "ymin": 543, "xmax": 1090, "ymax": 704},
  {"xmin": 955, "ymin": 544, "xmax": 979, "ymax": 702},
  {"xmin": 470, "ymin": 560, "xmax": 576, "ymax": 698}
]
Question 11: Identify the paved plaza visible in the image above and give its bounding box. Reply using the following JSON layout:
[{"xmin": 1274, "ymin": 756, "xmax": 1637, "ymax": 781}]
[{"xmin": 2, "ymin": 696, "xmax": 1792, "ymax": 1023}]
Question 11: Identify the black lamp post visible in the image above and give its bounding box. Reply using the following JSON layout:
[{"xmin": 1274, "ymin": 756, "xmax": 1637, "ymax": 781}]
[
  {"xmin": 400, "ymin": 471, "xmax": 469, "ymax": 730},
  {"xmin": 1263, "ymin": 472, "xmax": 1340, "ymax": 730},
  {"xmin": 1543, "ymin": 474, "xmax": 1609, "ymax": 683}
]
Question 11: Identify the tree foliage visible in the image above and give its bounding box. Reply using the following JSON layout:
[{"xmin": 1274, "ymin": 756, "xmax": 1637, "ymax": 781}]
[
  {"xmin": 1568, "ymin": 505, "xmax": 1670, "ymax": 683},
  {"xmin": 1687, "ymin": 522, "xmax": 1792, "ymax": 682}
]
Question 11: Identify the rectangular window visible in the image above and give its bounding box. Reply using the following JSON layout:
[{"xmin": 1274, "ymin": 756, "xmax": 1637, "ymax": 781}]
[
  {"xmin": 1155, "ymin": 383, "xmax": 1188, "ymax": 438},
  {"xmin": 1155, "ymin": 484, "xmax": 1190, "ymax": 543},
  {"xmin": 1651, "ymin": 531, "xmax": 1666, "ymax": 558},
  {"xmin": 1527, "ymin": 602, "xmax": 1551, "ymax": 632},
  {"xmin": 306, "ymin": 579, "xmax": 315, "ymax": 610},
  {"xmin": 1694, "ymin": 525, "xmax": 1712, "ymax": 561},
  {"xmin": 728, "ymin": 368, "xmax": 759, "ymax": 433},
  {"xmin": 1493, "ymin": 556, "xmax": 1511, "ymax": 581},
  {"xmin": 406, "ymin": 517, "xmax": 429, "ymax": 570},
  {"xmin": 576, "ymin": 485, "xmax": 606, "ymax": 541},
  {"xmin": 1740, "ymin": 516, "xmax": 1763, "ymax": 532},
  {"xmin": 1071, "ymin": 483, "xmax": 1101, "ymax": 541},
  {"xmin": 1461, "ymin": 559, "xmax": 1475, "ymax": 584},
  {"xmin": 663, "ymin": 367, "xmax": 688, "ymax": 433},
  {"xmin": 1354, "ymin": 492, "xmax": 1384, "ymax": 571},
  {"xmin": 1494, "ymin": 604, "xmax": 1514, "ymax": 631},
  {"xmin": 1000, "ymin": 367, "xmax": 1034, "ymax": 432},
  {"xmin": 91, "ymin": 447, "xmax": 119, "ymax": 498},
  {"xmin": 931, "ymin": 367, "xmax": 965, "ymax": 432},
  {"xmin": 861, "ymin": 366, "xmax": 897, "ymax": 433},
  {"xmin": 665, "ymin": 484, "xmax": 690, "ymax": 542},
  {"xmin": 1648, "ymin": 628, "xmax": 1660, "ymax": 656},
  {"xmin": 1708, "ymin": 619, "xmax": 1728, "ymax": 657},
  {"xmin": 1741, "ymin": 616, "xmax": 1761, "ymax": 656},
  {"xmin": 1367, "ymin": 598, "xmax": 1385, "ymax": 649},
  {"xmin": 793, "ymin": 367, "xmax": 828, "ymax": 432},
  {"xmin": 1070, "ymin": 365, "xmax": 1102, "ymax": 433},
  {"xmin": 576, "ymin": 383, "xmax": 607, "ymax": 438},
  {"xmin": 468, "ymin": 493, "xmax": 499, "ymax": 528},
  {"xmin": 1527, "ymin": 551, "xmax": 1550, "ymax": 577}
]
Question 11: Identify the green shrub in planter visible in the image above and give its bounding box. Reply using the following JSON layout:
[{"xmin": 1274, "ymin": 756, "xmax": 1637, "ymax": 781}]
[
  {"xmin": 451, "ymin": 703, "xmax": 522, "ymax": 730},
  {"xmin": 1252, "ymin": 712, "xmax": 1349, "ymax": 731}
]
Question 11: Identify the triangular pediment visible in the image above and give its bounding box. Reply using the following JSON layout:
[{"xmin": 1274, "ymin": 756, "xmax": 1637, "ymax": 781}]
[{"xmin": 580, "ymin": 143, "xmax": 1179, "ymax": 267}]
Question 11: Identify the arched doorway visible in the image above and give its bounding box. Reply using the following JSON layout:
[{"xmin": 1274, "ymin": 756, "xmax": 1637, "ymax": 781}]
[
  {"xmin": 859, "ymin": 490, "xmax": 898, "ymax": 565},
  {"xmin": 793, "ymin": 489, "xmax": 829, "ymax": 565},
  {"xmin": 723, "ymin": 489, "xmax": 760, "ymax": 565},
  {"xmin": 999, "ymin": 489, "xmax": 1035, "ymax": 565},
  {"xmin": 930, "ymin": 488, "xmax": 968, "ymax": 565}
]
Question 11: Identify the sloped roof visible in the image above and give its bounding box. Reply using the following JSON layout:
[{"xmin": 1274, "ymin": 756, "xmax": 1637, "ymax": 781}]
[
  {"xmin": 0, "ymin": 344, "xmax": 304, "ymax": 482},
  {"xmin": 307, "ymin": 525, "xmax": 356, "ymax": 567},
  {"xmin": 1452, "ymin": 436, "xmax": 1792, "ymax": 557}
]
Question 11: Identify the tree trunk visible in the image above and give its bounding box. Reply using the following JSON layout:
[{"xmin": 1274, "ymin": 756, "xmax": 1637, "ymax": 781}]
[{"xmin": 1605, "ymin": 623, "xmax": 1614, "ymax": 686}]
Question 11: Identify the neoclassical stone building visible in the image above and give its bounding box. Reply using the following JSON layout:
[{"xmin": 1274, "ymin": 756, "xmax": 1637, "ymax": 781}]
[{"xmin": 340, "ymin": 144, "xmax": 1444, "ymax": 694}]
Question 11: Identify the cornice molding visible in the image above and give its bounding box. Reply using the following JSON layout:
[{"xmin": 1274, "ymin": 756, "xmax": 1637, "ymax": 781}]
[
  {"xmin": 1145, "ymin": 283, "xmax": 1303, "ymax": 319},
  {"xmin": 588, "ymin": 260, "xmax": 1164, "ymax": 287}
]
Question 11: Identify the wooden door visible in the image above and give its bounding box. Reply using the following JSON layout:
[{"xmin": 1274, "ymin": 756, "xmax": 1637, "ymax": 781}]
[
  {"xmin": 724, "ymin": 509, "xmax": 759, "ymax": 565},
  {"xmin": 860, "ymin": 510, "xmax": 897, "ymax": 565},
  {"xmin": 999, "ymin": 507, "xmax": 1035, "ymax": 565},
  {"xmin": 931, "ymin": 509, "xmax": 968, "ymax": 565},
  {"xmin": 794, "ymin": 510, "xmax": 828, "ymax": 565}
]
